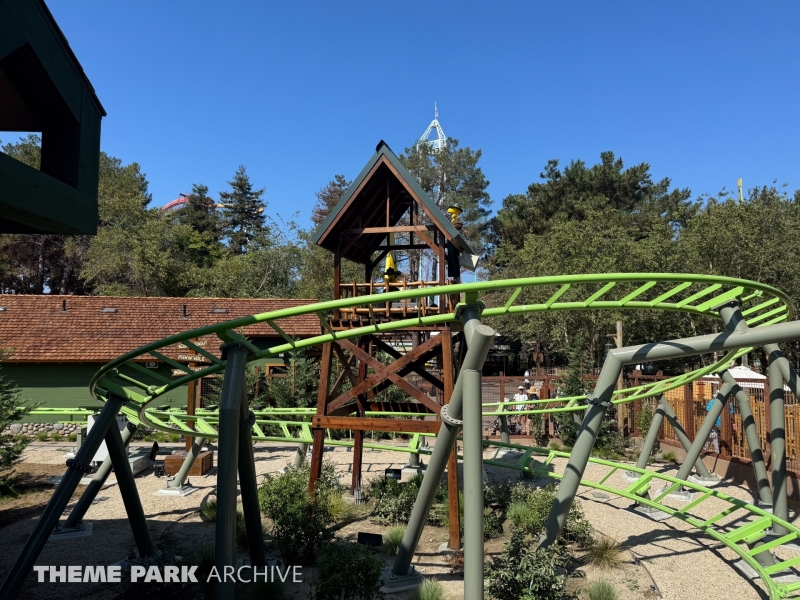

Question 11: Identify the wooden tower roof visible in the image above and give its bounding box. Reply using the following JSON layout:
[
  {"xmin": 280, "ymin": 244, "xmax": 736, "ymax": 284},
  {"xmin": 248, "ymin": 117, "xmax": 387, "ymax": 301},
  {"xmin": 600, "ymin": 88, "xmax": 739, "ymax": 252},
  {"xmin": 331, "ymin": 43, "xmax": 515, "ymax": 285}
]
[{"xmin": 311, "ymin": 141, "xmax": 473, "ymax": 264}]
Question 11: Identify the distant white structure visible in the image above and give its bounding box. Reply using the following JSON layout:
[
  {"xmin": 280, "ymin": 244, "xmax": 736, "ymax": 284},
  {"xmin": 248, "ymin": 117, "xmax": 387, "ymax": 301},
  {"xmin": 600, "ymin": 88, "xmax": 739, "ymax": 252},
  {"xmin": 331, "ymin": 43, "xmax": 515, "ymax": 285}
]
[{"xmin": 419, "ymin": 103, "xmax": 447, "ymax": 152}]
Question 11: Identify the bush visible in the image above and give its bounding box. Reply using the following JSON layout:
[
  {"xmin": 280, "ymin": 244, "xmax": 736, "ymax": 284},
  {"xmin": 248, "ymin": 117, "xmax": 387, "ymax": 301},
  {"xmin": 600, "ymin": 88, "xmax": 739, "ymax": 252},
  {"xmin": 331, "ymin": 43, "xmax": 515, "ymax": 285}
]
[
  {"xmin": 384, "ymin": 524, "xmax": 405, "ymax": 555},
  {"xmin": 35, "ymin": 432, "xmax": 48, "ymax": 442},
  {"xmin": 310, "ymin": 542, "xmax": 384, "ymax": 600},
  {"xmin": 485, "ymin": 530, "xmax": 575, "ymax": 600},
  {"xmin": 588, "ymin": 536, "xmax": 624, "ymax": 569},
  {"xmin": 442, "ymin": 485, "xmax": 510, "ymax": 541},
  {"xmin": 190, "ymin": 543, "xmax": 216, "ymax": 578},
  {"xmin": 445, "ymin": 549, "xmax": 464, "ymax": 574},
  {"xmin": 52, "ymin": 433, "xmax": 63, "ymax": 442},
  {"xmin": 0, "ymin": 355, "xmax": 31, "ymax": 495},
  {"xmin": 368, "ymin": 474, "xmax": 446, "ymax": 525},
  {"xmin": 662, "ymin": 450, "xmax": 677, "ymax": 464},
  {"xmin": 235, "ymin": 509, "xmax": 267, "ymax": 550},
  {"xmin": 586, "ymin": 579, "xmax": 619, "ymax": 600},
  {"xmin": 507, "ymin": 484, "xmax": 593, "ymax": 547},
  {"xmin": 258, "ymin": 463, "xmax": 335, "ymax": 562},
  {"xmin": 168, "ymin": 433, "xmax": 181, "ymax": 443},
  {"xmin": 410, "ymin": 578, "xmax": 446, "ymax": 600},
  {"xmin": 200, "ymin": 497, "xmax": 217, "ymax": 521},
  {"xmin": 328, "ymin": 491, "xmax": 355, "ymax": 522},
  {"xmin": 67, "ymin": 433, "xmax": 77, "ymax": 442}
]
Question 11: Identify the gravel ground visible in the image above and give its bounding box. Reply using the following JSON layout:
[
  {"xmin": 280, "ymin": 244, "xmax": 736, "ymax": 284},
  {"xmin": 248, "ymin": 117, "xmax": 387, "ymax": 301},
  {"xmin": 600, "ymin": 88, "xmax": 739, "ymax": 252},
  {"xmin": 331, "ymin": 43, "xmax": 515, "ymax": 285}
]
[{"xmin": 1, "ymin": 440, "xmax": 796, "ymax": 599}]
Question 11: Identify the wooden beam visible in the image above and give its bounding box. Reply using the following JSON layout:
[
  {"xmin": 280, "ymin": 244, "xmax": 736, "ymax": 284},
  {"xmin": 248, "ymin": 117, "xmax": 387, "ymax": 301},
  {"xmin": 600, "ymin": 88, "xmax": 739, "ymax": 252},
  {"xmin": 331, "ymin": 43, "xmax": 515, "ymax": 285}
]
[
  {"xmin": 327, "ymin": 337, "xmax": 442, "ymax": 413},
  {"xmin": 317, "ymin": 343, "xmax": 334, "ymax": 413},
  {"xmin": 370, "ymin": 335, "xmax": 445, "ymax": 391},
  {"xmin": 313, "ymin": 415, "xmax": 441, "ymax": 434},
  {"xmin": 345, "ymin": 225, "xmax": 433, "ymax": 235}
]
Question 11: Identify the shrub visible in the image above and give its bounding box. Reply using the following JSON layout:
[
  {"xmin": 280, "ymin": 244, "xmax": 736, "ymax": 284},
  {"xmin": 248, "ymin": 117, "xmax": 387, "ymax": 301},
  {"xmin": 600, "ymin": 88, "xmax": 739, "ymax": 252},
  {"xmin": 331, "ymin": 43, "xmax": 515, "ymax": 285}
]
[
  {"xmin": 328, "ymin": 491, "xmax": 355, "ymax": 522},
  {"xmin": 200, "ymin": 497, "xmax": 217, "ymax": 521},
  {"xmin": 507, "ymin": 484, "xmax": 593, "ymax": 547},
  {"xmin": 0, "ymin": 355, "xmax": 31, "ymax": 495},
  {"xmin": 549, "ymin": 442, "xmax": 562, "ymax": 452},
  {"xmin": 368, "ymin": 475, "xmax": 446, "ymax": 525},
  {"xmin": 588, "ymin": 536, "xmax": 624, "ymax": 569},
  {"xmin": 168, "ymin": 433, "xmax": 181, "ymax": 443},
  {"xmin": 258, "ymin": 463, "xmax": 334, "ymax": 562},
  {"xmin": 35, "ymin": 432, "xmax": 48, "ymax": 442},
  {"xmin": 444, "ymin": 549, "xmax": 464, "ymax": 574},
  {"xmin": 67, "ymin": 433, "xmax": 77, "ymax": 442},
  {"xmin": 410, "ymin": 578, "xmax": 446, "ymax": 600},
  {"xmin": 245, "ymin": 579, "xmax": 287, "ymax": 600},
  {"xmin": 662, "ymin": 450, "xmax": 677, "ymax": 464},
  {"xmin": 485, "ymin": 530, "xmax": 575, "ymax": 600},
  {"xmin": 190, "ymin": 543, "xmax": 216, "ymax": 578},
  {"xmin": 52, "ymin": 433, "xmax": 63, "ymax": 442},
  {"xmin": 586, "ymin": 579, "xmax": 619, "ymax": 600},
  {"xmin": 310, "ymin": 542, "xmax": 384, "ymax": 600},
  {"xmin": 384, "ymin": 524, "xmax": 405, "ymax": 555}
]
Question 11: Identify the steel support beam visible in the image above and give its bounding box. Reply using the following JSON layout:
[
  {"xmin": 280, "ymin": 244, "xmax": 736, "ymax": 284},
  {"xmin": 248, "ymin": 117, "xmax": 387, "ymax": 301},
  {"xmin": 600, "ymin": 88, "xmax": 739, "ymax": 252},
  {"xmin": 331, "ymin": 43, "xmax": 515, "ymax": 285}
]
[
  {"xmin": 660, "ymin": 400, "xmax": 713, "ymax": 478},
  {"xmin": 674, "ymin": 381, "xmax": 733, "ymax": 482},
  {"xmin": 214, "ymin": 343, "xmax": 248, "ymax": 600},
  {"xmin": 768, "ymin": 354, "xmax": 789, "ymax": 536},
  {"xmin": 0, "ymin": 394, "xmax": 126, "ymax": 598},
  {"xmin": 635, "ymin": 395, "xmax": 667, "ymax": 470},
  {"xmin": 64, "ymin": 421, "xmax": 137, "ymax": 528},
  {"xmin": 237, "ymin": 390, "xmax": 266, "ymax": 566},
  {"xmin": 104, "ymin": 418, "xmax": 155, "ymax": 558},
  {"xmin": 391, "ymin": 305, "xmax": 494, "ymax": 578},
  {"xmin": 721, "ymin": 372, "xmax": 773, "ymax": 506},
  {"xmin": 167, "ymin": 436, "xmax": 207, "ymax": 489},
  {"xmin": 461, "ymin": 368, "xmax": 484, "ymax": 600}
]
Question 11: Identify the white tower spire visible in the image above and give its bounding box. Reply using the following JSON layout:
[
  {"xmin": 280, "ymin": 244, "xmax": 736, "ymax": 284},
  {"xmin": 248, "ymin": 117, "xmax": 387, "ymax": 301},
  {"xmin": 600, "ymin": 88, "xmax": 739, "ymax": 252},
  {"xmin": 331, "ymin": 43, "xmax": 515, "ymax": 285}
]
[{"xmin": 419, "ymin": 103, "xmax": 446, "ymax": 152}]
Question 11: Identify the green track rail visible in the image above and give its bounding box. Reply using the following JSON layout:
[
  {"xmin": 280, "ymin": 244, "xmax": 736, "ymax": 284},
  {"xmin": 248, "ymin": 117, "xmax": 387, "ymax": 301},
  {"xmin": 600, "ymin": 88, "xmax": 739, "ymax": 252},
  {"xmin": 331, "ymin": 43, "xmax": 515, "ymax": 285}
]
[{"xmin": 82, "ymin": 273, "xmax": 791, "ymax": 434}]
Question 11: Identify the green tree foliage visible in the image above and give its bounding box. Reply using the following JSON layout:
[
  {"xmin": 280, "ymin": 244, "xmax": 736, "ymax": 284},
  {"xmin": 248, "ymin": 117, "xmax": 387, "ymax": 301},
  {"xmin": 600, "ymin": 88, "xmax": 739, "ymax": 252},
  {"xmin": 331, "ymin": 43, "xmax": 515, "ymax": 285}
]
[
  {"xmin": 0, "ymin": 353, "xmax": 31, "ymax": 495},
  {"xmin": 400, "ymin": 137, "xmax": 491, "ymax": 253},
  {"xmin": 310, "ymin": 542, "xmax": 385, "ymax": 600},
  {"xmin": 176, "ymin": 183, "xmax": 224, "ymax": 268},
  {"xmin": 218, "ymin": 165, "xmax": 267, "ymax": 254},
  {"xmin": 311, "ymin": 174, "xmax": 350, "ymax": 226}
]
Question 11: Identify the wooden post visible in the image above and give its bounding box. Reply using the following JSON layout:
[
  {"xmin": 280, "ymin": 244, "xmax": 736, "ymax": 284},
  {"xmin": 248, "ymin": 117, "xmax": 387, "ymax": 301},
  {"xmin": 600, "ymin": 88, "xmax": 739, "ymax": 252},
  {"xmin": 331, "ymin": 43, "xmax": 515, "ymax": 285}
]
[
  {"xmin": 442, "ymin": 328, "xmax": 461, "ymax": 550},
  {"xmin": 309, "ymin": 342, "xmax": 333, "ymax": 494},
  {"xmin": 185, "ymin": 338, "xmax": 198, "ymax": 451},
  {"xmin": 684, "ymin": 381, "xmax": 695, "ymax": 439}
]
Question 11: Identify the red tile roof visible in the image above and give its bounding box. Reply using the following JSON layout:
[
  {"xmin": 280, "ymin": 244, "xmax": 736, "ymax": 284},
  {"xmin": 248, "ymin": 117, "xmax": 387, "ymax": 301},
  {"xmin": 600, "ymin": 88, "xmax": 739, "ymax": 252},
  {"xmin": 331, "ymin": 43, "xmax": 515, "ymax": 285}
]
[{"xmin": 0, "ymin": 296, "xmax": 320, "ymax": 362}]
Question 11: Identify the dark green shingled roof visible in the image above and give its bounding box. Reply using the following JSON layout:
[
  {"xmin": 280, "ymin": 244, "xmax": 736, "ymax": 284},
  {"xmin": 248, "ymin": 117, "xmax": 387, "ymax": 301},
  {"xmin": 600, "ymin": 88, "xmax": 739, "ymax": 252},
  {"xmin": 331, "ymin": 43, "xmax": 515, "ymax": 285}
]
[{"xmin": 312, "ymin": 141, "xmax": 474, "ymax": 263}]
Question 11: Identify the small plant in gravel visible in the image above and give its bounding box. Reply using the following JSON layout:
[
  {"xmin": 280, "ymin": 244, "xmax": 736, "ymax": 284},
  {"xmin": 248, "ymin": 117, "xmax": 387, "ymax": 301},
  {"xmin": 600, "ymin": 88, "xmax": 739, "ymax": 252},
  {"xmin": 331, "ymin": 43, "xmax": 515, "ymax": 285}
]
[
  {"xmin": 235, "ymin": 509, "xmax": 267, "ymax": 550},
  {"xmin": 35, "ymin": 432, "xmax": 48, "ymax": 442},
  {"xmin": 328, "ymin": 491, "xmax": 355, "ymax": 522},
  {"xmin": 549, "ymin": 441, "xmax": 562, "ymax": 451},
  {"xmin": 51, "ymin": 433, "xmax": 63, "ymax": 442},
  {"xmin": 310, "ymin": 542, "xmax": 384, "ymax": 600},
  {"xmin": 410, "ymin": 578, "xmax": 446, "ymax": 600},
  {"xmin": 384, "ymin": 524, "xmax": 405, "ymax": 554},
  {"xmin": 244, "ymin": 578, "xmax": 287, "ymax": 600},
  {"xmin": 444, "ymin": 549, "xmax": 464, "ymax": 574},
  {"xmin": 189, "ymin": 543, "xmax": 216, "ymax": 578},
  {"xmin": 588, "ymin": 536, "xmax": 624, "ymax": 569},
  {"xmin": 168, "ymin": 433, "xmax": 181, "ymax": 443},
  {"xmin": 200, "ymin": 497, "xmax": 217, "ymax": 521},
  {"xmin": 258, "ymin": 462, "xmax": 335, "ymax": 562},
  {"xmin": 586, "ymin": 579, "xmax": 619, "ymax": 600},
  {"xmin": 661, "ymin": 450, "xmax": 677, "ymax": 464},
  {"xmin": 368, "ymin": 474, "xmax": 447, "ymax": 525},
  {"xmin": 485, "ymin": 530, "xmax": 575, "ymax": 600},
  {"xmin": 67, "ymin": 433, "xmax": 77, "ymax": 442}
]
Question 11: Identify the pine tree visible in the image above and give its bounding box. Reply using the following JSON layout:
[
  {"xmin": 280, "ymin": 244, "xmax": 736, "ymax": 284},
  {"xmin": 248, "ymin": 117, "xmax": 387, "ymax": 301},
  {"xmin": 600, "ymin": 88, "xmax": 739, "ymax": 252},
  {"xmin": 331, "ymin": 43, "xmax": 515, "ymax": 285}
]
[
  {"xmin": 311, "ymin": 175, "xmax": 350, "ymax": 226},
  {"xmin": 218, "ymin": 166, "xmax": 266, "ymax": 254},
  {"xmin": 178, "ymin": 184, "xmax": 219, "ymax": 237},
  {"xmin": 0, "ymin": 354, "xmax": 30, "ymax": 495}
]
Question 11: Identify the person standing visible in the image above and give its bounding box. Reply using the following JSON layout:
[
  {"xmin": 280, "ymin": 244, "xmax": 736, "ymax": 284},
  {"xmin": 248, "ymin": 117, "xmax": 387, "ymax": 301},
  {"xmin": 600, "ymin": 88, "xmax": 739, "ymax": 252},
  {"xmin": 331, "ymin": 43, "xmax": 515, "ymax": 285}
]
[{"xmin": 513, "ymin": 385, "xmax": 529, "ymax": 435}]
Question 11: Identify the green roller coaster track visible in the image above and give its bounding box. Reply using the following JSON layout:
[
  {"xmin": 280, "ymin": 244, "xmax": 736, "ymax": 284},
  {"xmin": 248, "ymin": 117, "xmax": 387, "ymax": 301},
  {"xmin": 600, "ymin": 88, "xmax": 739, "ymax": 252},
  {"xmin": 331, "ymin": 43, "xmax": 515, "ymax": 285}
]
[{"xmin": 25, "ymin": 273, "xmax": 800, "ymax": 598}]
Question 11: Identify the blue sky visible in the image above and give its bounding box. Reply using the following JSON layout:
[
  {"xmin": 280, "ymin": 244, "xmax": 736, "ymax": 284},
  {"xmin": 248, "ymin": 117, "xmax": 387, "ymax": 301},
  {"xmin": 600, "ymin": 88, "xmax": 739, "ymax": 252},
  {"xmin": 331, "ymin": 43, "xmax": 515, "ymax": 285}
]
[{"xmin": 36, "ymin": 1, "xmax": 800, "ymax": 224}]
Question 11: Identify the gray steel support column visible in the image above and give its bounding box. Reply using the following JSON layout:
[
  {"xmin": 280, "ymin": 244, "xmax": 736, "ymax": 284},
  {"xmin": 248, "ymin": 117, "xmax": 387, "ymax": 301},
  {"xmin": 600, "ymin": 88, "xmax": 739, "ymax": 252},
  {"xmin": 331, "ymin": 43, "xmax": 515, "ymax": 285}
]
[
  {"xmin": 768, "ymin": 355, "xmax": 789, "ymax": 536},
  {"xmin": 660, "ymin": 401, "xmax": 713, "ymax": 478},
  {"xmin": 392, "ymin": 305, "xmax": 494, "ymax": 577},
  {"xmin": 635, "ymin": 396, "xmax": 666, "ymax": 470},
  {"xmin": 238, "ymin": 390, "xmax": 266, "ymax": 567},
  {"xmin": 462, "ymin": 368, "xmax": 484, "ymax": 600},
  {"xmin": 0, "ymin": 395, "xmax": 126, "ymax": 599},
  {"xmin": 64, "ymin": 421, "xmax": 137, "ymax": 528},
  {"xmin": 674, "ymin": 381, "xmax": 734, "ymax": 482},
  {"xmin": 721, "ymin": 371, "xmax": 773, "ymax": 506},
  {"xmin": 168, "ymin": 436, "xmax": 207, "ymax": 489},
  {"xmin": 214, "ymin": 343, "xmax": 248, "ymax": 600},
  {"xmin": 498, "ymin": 413, "xmax": 511, "ymax": 445},
  {"xmin": 538, "ymin": 353, "xmax": 623, "ymax": 549},
  {"xmin": 105, "ymin": 418, "xmax": 155, "ymax": 558},
  {"xmin": 408, "ymin": 451, "xmax": 421, "ymax": 468},
  {"xmin": 293, "ymin": 443, "xmax": 308, "ymax": 468}
]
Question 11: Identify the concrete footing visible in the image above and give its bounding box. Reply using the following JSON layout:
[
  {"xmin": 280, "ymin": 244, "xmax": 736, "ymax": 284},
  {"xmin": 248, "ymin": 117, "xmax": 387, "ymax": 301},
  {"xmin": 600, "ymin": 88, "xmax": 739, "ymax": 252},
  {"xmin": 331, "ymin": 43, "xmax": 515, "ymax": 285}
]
[
  {"xmin": 49, "ymin": 521, "xmax": 94, "ymax": 541},
  {"xmin": 380, "ymin": 566, "xmax": 423, "ymax": 593},
  {"xmin": 631, "ymin": 505, "xmax": 671, "ymax": 521},
  {"xmin": 734, "ymin": 559, "xmax": 800, "ymax": 582}
]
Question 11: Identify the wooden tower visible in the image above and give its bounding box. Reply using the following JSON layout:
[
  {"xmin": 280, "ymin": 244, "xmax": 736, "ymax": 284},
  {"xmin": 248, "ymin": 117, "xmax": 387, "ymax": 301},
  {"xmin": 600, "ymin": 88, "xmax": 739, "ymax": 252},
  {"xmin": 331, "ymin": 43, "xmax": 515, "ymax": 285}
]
[{"xmin": 308, "ymin": 141, "xmax": 475, "ymax": 548}]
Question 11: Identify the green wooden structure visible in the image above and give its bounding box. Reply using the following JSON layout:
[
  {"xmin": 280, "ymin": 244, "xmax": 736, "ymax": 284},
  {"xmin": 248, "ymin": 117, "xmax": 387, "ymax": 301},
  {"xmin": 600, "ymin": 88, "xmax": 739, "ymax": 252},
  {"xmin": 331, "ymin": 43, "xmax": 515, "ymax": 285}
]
[{"xmin": 0, "ymin": 0, "xmax": 105, "ymax": 234}]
